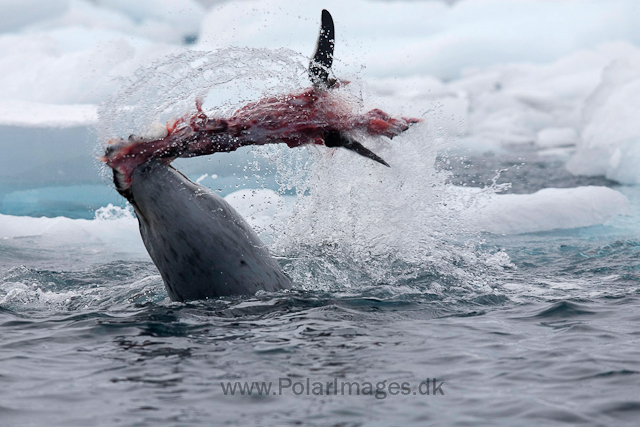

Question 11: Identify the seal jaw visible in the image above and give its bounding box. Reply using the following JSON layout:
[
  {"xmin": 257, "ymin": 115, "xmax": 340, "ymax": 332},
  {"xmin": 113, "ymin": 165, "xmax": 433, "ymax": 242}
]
[{"xmin": 112, "ymin": 168, "xmax": 134, "ymax": 203}]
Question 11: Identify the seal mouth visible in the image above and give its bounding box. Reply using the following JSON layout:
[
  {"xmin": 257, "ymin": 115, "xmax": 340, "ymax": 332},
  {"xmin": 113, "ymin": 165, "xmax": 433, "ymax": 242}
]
[{"xmin": 112, "ymin": 168, "xmax": 134, "ymax": 202}]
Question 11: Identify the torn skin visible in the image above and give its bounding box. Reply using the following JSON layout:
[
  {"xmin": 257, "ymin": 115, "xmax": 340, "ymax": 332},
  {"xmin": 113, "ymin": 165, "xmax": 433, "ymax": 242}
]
[{"xmin": 101, "ymin": 85, "xmax": 421, "ymax": 189}]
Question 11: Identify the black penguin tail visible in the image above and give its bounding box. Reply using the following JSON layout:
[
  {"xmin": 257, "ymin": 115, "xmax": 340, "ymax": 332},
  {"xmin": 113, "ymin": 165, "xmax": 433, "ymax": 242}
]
[{"xmin": 309, "ymin": 9, "xmax": 337, "ymax": 89}]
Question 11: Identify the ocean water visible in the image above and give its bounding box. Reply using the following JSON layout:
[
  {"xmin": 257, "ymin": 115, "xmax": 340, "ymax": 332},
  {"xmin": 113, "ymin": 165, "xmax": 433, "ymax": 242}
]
[
  {"xmin": 2, "ymin": 0, "xmax": 640, "ymax": 426},
  {"xmin": 2, "ymin": 146, "xmax": 639, "ymax": 426}
]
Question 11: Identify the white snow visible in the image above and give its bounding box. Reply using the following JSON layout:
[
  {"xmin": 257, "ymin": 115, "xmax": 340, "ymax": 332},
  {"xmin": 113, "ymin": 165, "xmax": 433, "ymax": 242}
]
[
  {"xmin": 0, "ymin": 205, "xmax": 147, "ymax": 258},
  {"xmin": 198, "ymin": 0, "xmax": 640, "ymax": 80},
  {"xmin": 0, "ymin": 0, "xmax": 67, "ymax": 33},
  {"xmin": 567, "ymin": 55, "xmax": 640, "ymax": 184},
  {"xmin": 0, "ymin": 0, "xmax": 194, "ymax": 105},
  {"xmin": 460, "ymin": 186, "xmax": 631, "ymax": 235},
  {"xmin": 0, "ymin": 0, "xmax": 638, "ymax": 240},
  {"xmin": 536, "ymin": 127, "xmax": 578, "ymax": 149},
  {"xmin": 0, "ymin": 101, "xmax": 97, "ymax": 128}
]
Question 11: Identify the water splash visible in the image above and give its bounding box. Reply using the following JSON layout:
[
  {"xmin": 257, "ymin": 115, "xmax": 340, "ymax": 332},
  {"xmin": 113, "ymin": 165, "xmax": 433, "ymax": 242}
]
[
  {"xmin": 96, "ymin": 46, "xmax": 509, "ymax": 299},
  {"xmin": 94, "ymin": 203, "xmax": 134, "ymax": 221},
  {"xmin": 98, "ymin": 47, "xmax": 308, "ymax": 145},
  {"xmin": 0, "ymin": 264, "xmax": 165, "ymax": 314},
  {"xmin": 260, "ymin": 113, "xmax": 508, "ymax": 294}
]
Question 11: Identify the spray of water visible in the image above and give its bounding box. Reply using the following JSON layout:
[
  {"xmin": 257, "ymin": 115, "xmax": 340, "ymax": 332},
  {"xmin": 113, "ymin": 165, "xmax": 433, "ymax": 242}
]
[{"xmin": 96, "ymin": 47, "xmax": 510, "ymax": 298}]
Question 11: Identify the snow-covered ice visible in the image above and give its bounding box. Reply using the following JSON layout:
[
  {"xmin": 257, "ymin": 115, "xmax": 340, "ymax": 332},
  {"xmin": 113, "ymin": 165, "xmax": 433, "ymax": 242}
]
[
  {"xmin": 0, "ymin": 0, "xmax": 639, "ymax": 236},
  {"xmin": 460, "ymin": 186, "xmax": 631, "ymax": 235}
]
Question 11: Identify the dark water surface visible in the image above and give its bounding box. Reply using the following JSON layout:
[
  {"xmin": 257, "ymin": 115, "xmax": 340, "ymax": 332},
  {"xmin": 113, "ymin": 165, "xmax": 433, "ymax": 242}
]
[{"xmin": 2, "ymin": 236, "xmax": 640, "ymax": 426}]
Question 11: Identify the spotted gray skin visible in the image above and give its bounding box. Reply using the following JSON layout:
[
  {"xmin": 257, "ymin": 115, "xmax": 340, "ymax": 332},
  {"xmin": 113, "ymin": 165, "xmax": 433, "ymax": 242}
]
[{"xmin": 126, "ymin": 161, "xmax": 291, "ymax": 301}]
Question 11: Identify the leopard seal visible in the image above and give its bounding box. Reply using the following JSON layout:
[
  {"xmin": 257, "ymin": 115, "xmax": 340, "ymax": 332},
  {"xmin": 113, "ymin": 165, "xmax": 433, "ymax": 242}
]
[{"xmin": 125, "ymin": 161, "xmax": 291, "ymax": 301}]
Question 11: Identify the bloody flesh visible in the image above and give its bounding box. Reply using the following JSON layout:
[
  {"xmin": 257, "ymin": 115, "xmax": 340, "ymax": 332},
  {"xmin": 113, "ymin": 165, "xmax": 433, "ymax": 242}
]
[{"xmin": 102, "ymin": 86, "xmax": 421, "ymax": 187}]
